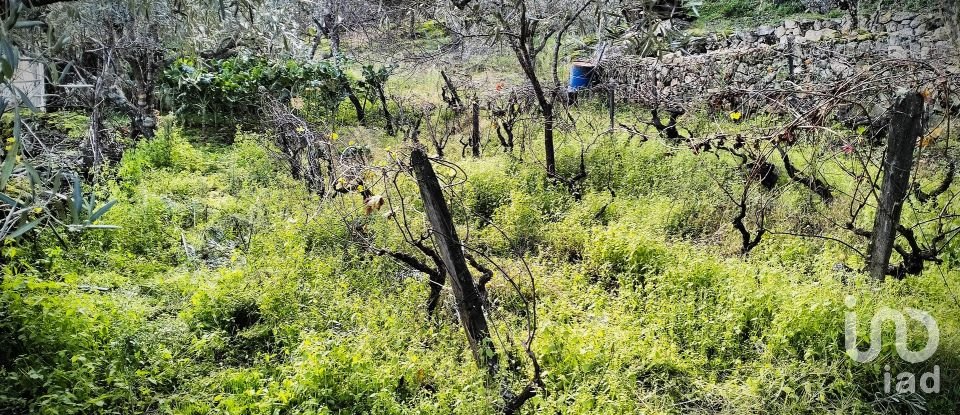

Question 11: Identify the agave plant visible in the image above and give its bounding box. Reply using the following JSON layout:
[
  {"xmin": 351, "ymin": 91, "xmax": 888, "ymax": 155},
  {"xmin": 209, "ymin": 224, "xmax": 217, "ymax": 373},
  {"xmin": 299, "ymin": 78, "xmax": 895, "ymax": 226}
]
[
  {"xmin": 0, "ymin": 124, "xmax": 45, "ymax": 241},
  {"xmin": 61, "ymin": 173, "xmax": 118, "ymax": 233},
  {"xmin": 0, "ymin": 136, "xmax": 119, "ymax": 242}
]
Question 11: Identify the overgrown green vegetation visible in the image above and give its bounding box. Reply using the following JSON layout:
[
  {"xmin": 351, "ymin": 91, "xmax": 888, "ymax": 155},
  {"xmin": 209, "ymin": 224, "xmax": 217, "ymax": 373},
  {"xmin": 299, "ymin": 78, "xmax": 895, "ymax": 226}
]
[
  {"xmin": 161, "ymin": 57, "xmax": 357, "ymax": 130},
  {"xmin": 2, "ymin": 0, "xmax": 958, "ymax": 413},
  {"xmin": 1, "ymin": 105, "xmax": 957, "ymax": 413}
]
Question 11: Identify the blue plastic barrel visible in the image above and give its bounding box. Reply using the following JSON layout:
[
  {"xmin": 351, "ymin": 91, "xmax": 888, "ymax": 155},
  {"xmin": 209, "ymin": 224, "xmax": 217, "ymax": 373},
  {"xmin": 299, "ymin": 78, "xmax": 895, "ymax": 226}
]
[{"xmin": 568, "ymin": 62, "xmax": 595, "ymax": 91}]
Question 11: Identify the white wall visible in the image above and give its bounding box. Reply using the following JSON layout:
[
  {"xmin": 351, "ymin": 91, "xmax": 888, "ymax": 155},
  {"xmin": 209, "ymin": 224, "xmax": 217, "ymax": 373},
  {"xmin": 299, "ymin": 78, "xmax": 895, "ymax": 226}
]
[{"xmin": 2, "ymin": 59, "xmax": 45, "ymax": 110}]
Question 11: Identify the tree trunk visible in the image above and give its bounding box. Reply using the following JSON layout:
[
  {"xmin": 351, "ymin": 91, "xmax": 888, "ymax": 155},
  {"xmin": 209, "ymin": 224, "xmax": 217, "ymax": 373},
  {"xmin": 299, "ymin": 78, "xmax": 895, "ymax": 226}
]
[
  {"xmin": 868, "ymin": 93, "xmax": 924, "ymax": 281},
  {"xmin": 377, "ymin": 86, "xmax": 394, "ymax": 136},
  {"xmin": 342, "ymin": 82, "xmax": 365, "ymax": 124},
  {"xmin": 410, "ymin": 146, "xmax": 497, "ymax": 376},
  {"xmin": 126, "ymin": 47, "xmax": 161, "ymax": 141}
]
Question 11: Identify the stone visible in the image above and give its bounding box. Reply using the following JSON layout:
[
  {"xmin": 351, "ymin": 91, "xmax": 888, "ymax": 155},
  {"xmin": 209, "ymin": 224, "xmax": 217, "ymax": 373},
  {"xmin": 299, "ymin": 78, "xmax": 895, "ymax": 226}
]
[
  {"xmin": 804, "ymin": 30, "xmax": 824, "ymax": 42},
  {"xmin": 878, "ymin": 11, "xmax": 893, "ymax": 24},
  {"xmin": 888, "ymin": 45, "xmax": 909, "ymax": 59},
  {"xmin": 775, "ymin": 26, "xmax": 786, "ymax": 38},
  {"xmin": 821, "ymin": 29, "xmax": 838, "ymax": 40},
  {"xmin": 784, "ymin": 19, "xmax": 797, "ymax": 29},
  {"xmin": 830, "ymin": 62, "xmax": 852, "ymax": 77},
  {"xmin": 756, "ymin": 25, "xmax": 775, "ymax": 36},
  {"xmin": 840, "ymin": 18, "xmax": 853, "ymax": 33},
  {"xmin": 893, "ymin": 27, "xmax": 915, "ymax": 38},
  {"xmin": 893, "ymin": 12, "xmax": 918, "ymax": 22},
  {"xmin": 931, "ymin": 27, "xmax": 951, "ymax": 41}
]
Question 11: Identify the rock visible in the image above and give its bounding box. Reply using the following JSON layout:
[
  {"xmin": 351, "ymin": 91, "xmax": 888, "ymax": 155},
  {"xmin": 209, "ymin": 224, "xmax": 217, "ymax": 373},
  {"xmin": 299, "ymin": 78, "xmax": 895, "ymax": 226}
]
[
  {"xmin": 893, "ymin": 12, "xmax": 918, "ymax": 22},
  {"xmin": 756, "ymin": 25, "xmax": 775, "ymax": 36},
  {"xmin": 784, "ymin": 19, "xmax": 798, "ymax": 29},
  {"xmin": 804, "ymin": 30, "xmax": 824, "ymax": 42},
  {"xmin": 840, "ymin": 18, "xmax": 853, "ymax": 33},
  {"xmin": 878, "ymin": 11, "xmax": 893, "ymax": 25},
  {"xmin": 891, "ymin": 28, "xmax": 914, "ymax": 40},
  {"xmin": 888, "ymin": 45, "xmax": 909, "ymax": 59},
  {"xmin": 931, "ymin": 27, "xmax": 951, "ymax": 41},
  {"xmin": 775, "ymin": 26, "xmax": 787, "ymax": 38},
  {"xmin": 821, "ymin": 29, "xmax": 838, "ymax": 40},
  {"xmin": 830, "ymin": 62, "xmax": 852, "ymax": 77}
]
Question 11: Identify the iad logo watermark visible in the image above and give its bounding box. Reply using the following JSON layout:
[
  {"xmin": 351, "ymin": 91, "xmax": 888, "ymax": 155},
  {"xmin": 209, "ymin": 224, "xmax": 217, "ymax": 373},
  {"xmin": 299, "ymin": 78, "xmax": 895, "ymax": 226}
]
[{"xmin": 844, "ymin": 296, "xmax": 940, "ymax": 394}]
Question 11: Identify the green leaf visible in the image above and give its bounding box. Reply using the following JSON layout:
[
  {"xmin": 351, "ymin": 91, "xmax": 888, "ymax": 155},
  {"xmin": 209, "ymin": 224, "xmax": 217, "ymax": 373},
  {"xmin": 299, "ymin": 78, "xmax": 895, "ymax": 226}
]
[
  {"xmin": 88, "ymin": 200, "xmax": 117, "ymax": 223},
  {"xmin": 70, "ymin": 176, "xmax": 81, "ymax": 224},
  {"xmin": 16, "ymin": 87, "xmax": 37, "ymax": 112},
  {"xmin": 7, "ymin": 217, "xmax": 41, "ymax": 240},
  {"xmin": 13, "ymin": 20, "xmax": 44, "ymax": 29},
  {"xmin": 0, "ymin": 41, "xmax": 19, "ymax": 79},
  {"xmin": 0, "ymin": 192, "xmax": 19, "ymax": 206},
  {"xmin": 0, "ymin": 138, "xmax": 18, "ymax": 190},
  {"xmin": 82, "ymin": 224, "xmax": 120, "ymax": 230}
]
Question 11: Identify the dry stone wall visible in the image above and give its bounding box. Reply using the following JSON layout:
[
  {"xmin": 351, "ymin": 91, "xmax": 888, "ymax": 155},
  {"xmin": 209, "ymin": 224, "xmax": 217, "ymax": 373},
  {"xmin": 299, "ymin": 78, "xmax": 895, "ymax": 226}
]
[{"xmin": 602, "ymin": 11, "xmax": 959, "ymax": 112}]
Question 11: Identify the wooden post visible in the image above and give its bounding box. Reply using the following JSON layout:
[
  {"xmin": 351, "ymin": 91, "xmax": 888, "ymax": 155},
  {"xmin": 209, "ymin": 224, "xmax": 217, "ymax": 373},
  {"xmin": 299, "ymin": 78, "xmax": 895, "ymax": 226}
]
[
  {"xmin": 470, "ymin": 99, "xmax": 481, "ymax": 157},
  {"xmin": 607, "ymin": 86, "xmax": 615, "ymax": 131},
  {"xmin": 868, "ymin": 93, "xmax": 924, "ymax": 281},
  {"xmin": 410, "ymin": 146, "xmax": 497, "ymax": 375}
]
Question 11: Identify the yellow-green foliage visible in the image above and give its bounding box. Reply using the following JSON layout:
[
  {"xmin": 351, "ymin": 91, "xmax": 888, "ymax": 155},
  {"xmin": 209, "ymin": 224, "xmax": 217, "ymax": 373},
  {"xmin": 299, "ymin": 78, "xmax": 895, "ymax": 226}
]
[{"xmin": 1, "ymin": 120, "xmax": 958, "ymax": 415}]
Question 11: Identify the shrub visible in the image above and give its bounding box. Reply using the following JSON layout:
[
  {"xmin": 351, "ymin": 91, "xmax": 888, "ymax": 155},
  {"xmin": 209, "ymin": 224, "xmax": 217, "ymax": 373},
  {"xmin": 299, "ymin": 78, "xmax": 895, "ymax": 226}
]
[
  {"xmin": 479, "ymin": 190, "xmax": 545, "ymax": 254},
  {"xmin": 161, "ymin": 57, "xmax": 354, "ymax": 128},
  {"xmin": 582, "ymin": 224, "xmax": 671, "ymax": 288}
]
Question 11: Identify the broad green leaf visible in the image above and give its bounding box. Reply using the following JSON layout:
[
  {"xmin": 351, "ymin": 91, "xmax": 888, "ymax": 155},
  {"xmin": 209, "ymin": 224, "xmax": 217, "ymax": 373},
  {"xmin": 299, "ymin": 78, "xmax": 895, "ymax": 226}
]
[
  {"xmin": 13, "ymin": 20, "xmax": 44, "ymax": 29},
  {"xmin": 0, "ymin": 192, "xmax": 19, "ymax": 206},
  {"xmin": 7, "ymin": 217, "xmax": 41, "ymax": 240},
  {"xmin": 88, "ymin": 200, "xmax": 117, "ymax": 223}
]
